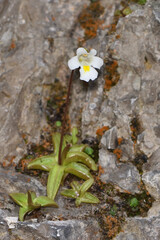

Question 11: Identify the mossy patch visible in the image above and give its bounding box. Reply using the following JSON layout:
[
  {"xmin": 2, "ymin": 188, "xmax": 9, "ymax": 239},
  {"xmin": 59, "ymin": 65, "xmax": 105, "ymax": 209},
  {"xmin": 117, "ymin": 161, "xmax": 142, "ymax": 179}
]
[
  {"xmin": 130, "ymin": 116, "xmax": 143, "ymax": 143},
  {"xmin": 104, "ymin": 59, "xmax": 120, "ymax": 91},
  {"xmin": 78, "ymin": 0, "xmax": 104, "ymax": 42},
  {"xmin": 16, "ymin": 128, "xmax": 53, "ymax": 179},
  {"xmin": 46, "ymin": 80, "xmax": 70, "ymax": 131}
]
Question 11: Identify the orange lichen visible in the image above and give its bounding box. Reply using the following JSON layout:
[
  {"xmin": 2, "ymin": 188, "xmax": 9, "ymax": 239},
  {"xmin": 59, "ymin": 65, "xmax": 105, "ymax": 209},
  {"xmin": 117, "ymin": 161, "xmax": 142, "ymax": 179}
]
[
  {"xmin": 95, "ymin": 165, "xmax": 106, "ymax": 185},
  {"xmin": 58, "ymin": 214, "xmax": 64, "ymax": 221},
  {"xmin": 10, "ymin": 40, "xmax": 16, "ymax": 50},
  {"xmin": 95, "ymin": 165, "xmax": 106, "ymax": 186},
  {"xmin": 117, "ymin": 137, "xmax": 123, "ymax": 145},
  {"xmin": 104, "ymin": 60, "xmax": 120, "ymax": 91},
  {"xmin": 98, "ymin": 165, "xmax": 105, "ymax": 175},
  {"xmin": 27, "ymin": 178, "xmax": 31, "ymax": 182},
  {"xmin": 116, "ymin": 34, "xmax": 121, "ymax": 39},
  {"xmin": 42, "ymin": 141, "xmax": 50, "ymax": 148},
  {"xmin": 104, "ymin": 215, "xmax": 120, "ymax": 238},
  {"xmin": 2, "ymin": 156, "xmax": 16, "ymax": 168},
  {"xmin": 123, "ymin": 189, "xmax": 131, "ymax": 194},
  {"xmin": 2, "ymin": 161, "xmax": 6, "ymax": 168},
  {"xmin": 96, "ymin": 126, "xmax": 109, "ymax": 136},
  {"xmin": 113, "ymin": 148, "xmax": 122, "ymax": 159},
  {"xmin": 108, "ymin": 23, "xmax": 117, "ymax": 34},
  {"xmin": 21, "ymin": 159, "xmax": 30, "ymax": 172},
  {"xmin": 78, "ymin": 1, "xmax": 104, "ymax": 41}
]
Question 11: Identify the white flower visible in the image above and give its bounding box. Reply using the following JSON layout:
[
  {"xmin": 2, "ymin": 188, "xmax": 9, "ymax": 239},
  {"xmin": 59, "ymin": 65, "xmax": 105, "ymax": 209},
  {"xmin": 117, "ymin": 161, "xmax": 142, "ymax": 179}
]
[{"xmin": 68, "ymin": 48, "xmax": 103, "ymax": 82}]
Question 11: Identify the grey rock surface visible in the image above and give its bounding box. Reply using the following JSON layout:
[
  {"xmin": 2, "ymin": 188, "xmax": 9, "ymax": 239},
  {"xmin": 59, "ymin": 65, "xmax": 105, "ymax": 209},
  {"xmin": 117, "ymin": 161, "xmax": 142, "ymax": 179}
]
[
  {"xmin": 100, "ymin": 126, "xmax": 118, "ymax": 150},
  {"xmin": 0, "ymin": 212, "xmax": 100, "ymax": 240},
  {"xmin": 142, "ymin": 171, "xmax": 160, "ymax": 200},
  {"xmin": 114, "ymin": 212, "xmax": 160, "ymax": 240},
  {"xmin": 99, "ymin": 149, "xmax": 141, "ymax": 194},
  {"xmin": 1, "ymin": 0, "xmax": 160, "ymax": 239},
  {"xmin": 109, "ymin": 0, "xmax": 160, "ymax": 238},
  {"xmin": 108, "ymin": 0, "xmax": 160, "ymax": 158},
  {"xmin": 142, "ymin": 148, "xmax": 160, "ymax": 199},
  {"xmin": 0, "ymin": 0, "xmax": 89, "ymax": 164}
]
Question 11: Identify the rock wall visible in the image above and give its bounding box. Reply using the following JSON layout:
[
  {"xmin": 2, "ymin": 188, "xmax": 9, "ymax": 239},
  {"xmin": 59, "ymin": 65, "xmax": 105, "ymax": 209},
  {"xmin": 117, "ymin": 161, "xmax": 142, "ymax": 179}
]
[
  {"xmin": 0, "ymin": 0, "xmax": 88, "ymax": 163},
  {"xmin": 1, "ymin": 0, "xmax": 160, "ymax": 239}
]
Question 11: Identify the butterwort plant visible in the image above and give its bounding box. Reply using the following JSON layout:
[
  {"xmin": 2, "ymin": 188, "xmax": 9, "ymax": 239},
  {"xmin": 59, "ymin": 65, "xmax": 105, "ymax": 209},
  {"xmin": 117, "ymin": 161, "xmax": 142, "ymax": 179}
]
[
  {"xmin": 61, "ymin": 178, "xmax": 99, "ymax": 207},
  {"xmin": 10, "ymin": 48, "xmax": 103, "ymax": 220},
  {"xmin": 28, "ymin": 129, "xmax": 97, "ymax": 200}
]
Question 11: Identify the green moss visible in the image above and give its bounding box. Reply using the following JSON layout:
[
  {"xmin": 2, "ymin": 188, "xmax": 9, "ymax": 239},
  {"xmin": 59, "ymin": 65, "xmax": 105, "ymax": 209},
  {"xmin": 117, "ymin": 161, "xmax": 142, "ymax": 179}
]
[
  {"xmin": 84, "ymin": 147, "xmax": 94, "ymax": 157},
  {"xmin": 122, "ymin": 7, "xmax": 132, "ymax": 15},
  {"xmin": 110, "ymin": 204, "xmax": 118, "ymax": 216},
  {"xmin": 138, "ymin": 0, "xmax": 147, "ymax": 5},
  {"xmin": 119, "ymin": 190, "xmax": 154, "ymax": 217},
  {"xmin": 55, "ymin": 121, "xmax": 62, "ymax": 127},
  {"xmin": 129, "ymin": 197, "xmax": 139, "ymax": 208}
]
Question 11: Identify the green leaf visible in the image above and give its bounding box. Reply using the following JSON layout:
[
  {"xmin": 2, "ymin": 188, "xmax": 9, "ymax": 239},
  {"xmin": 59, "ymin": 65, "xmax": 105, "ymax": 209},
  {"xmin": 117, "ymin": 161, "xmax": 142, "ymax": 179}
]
[
  {"xmin": 71, "ymin": 127, "xmax": 78, "ymax": 144},
  {"xmin": 27, "ymin": 154, "xmax": 57, "ymax": 171},
  {"xmin": 84, "ymin": 147, "xmax": 94, "ymax": 156},
  {"xmin": 9, "ymin": 193, "xmax": 28, "ymax": 208},
  {"xmin": 80, "ymin": 178, "xmax": 94, "ymax": 195},
  {"xmin": 52, "ymin": 133, "xmax": 61, "ymax": 156},
  {"xmin": 80, "ymin": 192, "xmax": 100, "ymax": 204},
  {"xmin": 64, "ymin": 134, "xmax": 72, "ymax": 144},
  {"xmin": 19, "ymin": 207, "xmax": 32, "ymax": 221},
  {"xmin": 61, "ymin": 172, "xmax": 69, "ymax": 183},
  {"xmin": 27, "ymin": 191, "xmax": 40, "ymax": 208},
  {"xmin": 68, "ymin": 144, "xmax": 86, "ymax": 153},
  {"xmin": 75, "ymin": 198, "xmax": 82, "ymax": 207},
  {"xmin": 52, "ymin": 133, "xmax": 72, "ymax": 158},
  {"xmin": 64, "ymin": 151, "xmax": 97, "ymax": 171},
  {"xmin": 61, "ymin": 145, "xmax": 70, "ymax": 164},
  {"xmin": 61, "ymin": 189, "xmax": 79, "ymax": 199},
  {"xmin": 47, "ymin": 164, "xmax": 65, "ymax": 200},
  {"xmin": 64, "ymin": 162, "xmax": 93, "ymax": 180},
  {"xmin": 34, "ymin": 196, "xmax": 58, "ymax": 207},
  {"xmin": 70, "ymin": 181, "xmax": 81, "ymax": 192}
]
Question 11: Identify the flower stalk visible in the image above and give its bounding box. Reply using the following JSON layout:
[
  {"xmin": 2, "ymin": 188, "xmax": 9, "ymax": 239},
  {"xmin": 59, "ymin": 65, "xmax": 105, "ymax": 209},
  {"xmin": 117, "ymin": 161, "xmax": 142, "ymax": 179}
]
[{"xmin": 58, "ymin": 70, "xmax": 74, "ymax": 165}]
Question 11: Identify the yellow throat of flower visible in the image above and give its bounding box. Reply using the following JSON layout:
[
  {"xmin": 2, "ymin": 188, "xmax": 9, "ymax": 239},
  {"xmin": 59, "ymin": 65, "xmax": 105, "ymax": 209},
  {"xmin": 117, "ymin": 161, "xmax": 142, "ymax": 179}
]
[{"xmin": 83, "ymin": 65, "xmax": 90, "ymax": 72}]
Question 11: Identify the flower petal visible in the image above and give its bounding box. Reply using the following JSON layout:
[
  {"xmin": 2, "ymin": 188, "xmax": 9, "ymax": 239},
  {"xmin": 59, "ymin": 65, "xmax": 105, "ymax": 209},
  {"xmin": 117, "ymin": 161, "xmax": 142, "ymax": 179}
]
[
  {"xmin": 91, "ymin": 56, "xmax": 103, "ymax": 69},
  {"xmin": 76, "ymin": 48, "xmax": 88, "ymax": 56},
  {"xmin": 80, "ymin": 66, "xmax": 98, "ymax": 82},
  {"xmin": 89, "ymin": 49, "xmax": 97, "ymax": 56},
  {"xmin": 68, "ymin": 56, "xmax": 80, "ymax": 70}
]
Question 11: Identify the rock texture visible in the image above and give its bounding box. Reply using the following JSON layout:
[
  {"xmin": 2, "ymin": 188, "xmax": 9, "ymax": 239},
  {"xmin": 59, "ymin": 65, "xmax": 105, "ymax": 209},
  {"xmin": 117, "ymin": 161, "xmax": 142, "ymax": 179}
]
[
  {"xmin": 0, "ymin": 215, "xmax": 100, "ymax": 240},
  {"xmin": 107, "ymin": 0, "xmax": 160, "ymax": 239},
  {"xmin": 0, "ymin": 0, "xmax": 89, "ymax": 164},
  {"xmin": 114, "ymin": 199, "xmax": 160, "ymax": 240},
  {"xmin": 1, "ymin": 0, "xmax": 160, "ymax": 239},
  {"xmin": 114, "ymin": 213, "xmax": 160, "ymax": 240},
  {"xmin": 99, "ymin": 149, "xmax": 141, "ymax": 194}
]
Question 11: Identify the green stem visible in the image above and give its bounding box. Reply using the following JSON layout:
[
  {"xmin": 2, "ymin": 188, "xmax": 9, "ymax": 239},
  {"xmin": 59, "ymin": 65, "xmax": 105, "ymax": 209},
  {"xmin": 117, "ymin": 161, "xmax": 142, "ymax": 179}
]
[{"xmin": 58, "ymin": 70, "xmax": 74, "ymax": 165}]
